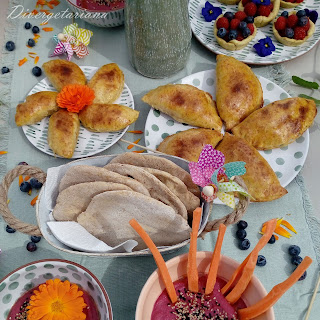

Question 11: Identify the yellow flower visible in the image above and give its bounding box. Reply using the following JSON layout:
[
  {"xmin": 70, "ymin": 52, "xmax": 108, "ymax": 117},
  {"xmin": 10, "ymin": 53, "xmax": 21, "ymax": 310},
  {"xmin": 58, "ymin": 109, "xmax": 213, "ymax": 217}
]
[{"xmin": 27, "ymin": 278, "xmax": 87, "ymax": 320}]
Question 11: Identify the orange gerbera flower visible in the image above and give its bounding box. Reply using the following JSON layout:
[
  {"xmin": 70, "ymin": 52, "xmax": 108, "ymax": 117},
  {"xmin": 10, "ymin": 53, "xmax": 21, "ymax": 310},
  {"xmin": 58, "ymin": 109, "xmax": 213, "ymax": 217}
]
[
  {"xmin": 27, "ymin": 278, "xmax": 87, "ymax": 320},
  {"xmin": 56, "ymin": 84, "xmax": 95, "ymax": 113}
]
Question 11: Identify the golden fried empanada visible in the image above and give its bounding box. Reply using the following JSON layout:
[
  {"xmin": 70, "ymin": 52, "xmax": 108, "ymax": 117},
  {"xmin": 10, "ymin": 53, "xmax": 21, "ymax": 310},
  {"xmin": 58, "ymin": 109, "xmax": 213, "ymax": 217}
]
[
  {"xmin": 232, "ymin": 97, "xmax": 317, "ymax": 150},
  {"xmin": 15, "ymin": 91, "xmax": 59, "ymax": 126},
  {"xmin": 79, "ymin": 104, "xmax": 139, "ymax": 132},
  {"xmin": 42, "ymin": 59, "xmax": 86, "ymax": 91},
  {"xmin": 157, "ymin": 128, "xmax": 223, "ymax": 162},
  {"xmin": 216, "ymin": 55, "xmax": 263, "ymax": 131},
  {"xmin": 142, "ymin": 84, "xmax": 222, "ymax": 131},
  {"xmin": 48, "ymin": 109, "xmax": 80, "ymax": 158},
  {"xmin": 88, "ymin": 63, "xmax": 124, "ymax": 104},
  {"xmin": 216, "ymin": 133, "xmax": 287, "ymax": 202}
]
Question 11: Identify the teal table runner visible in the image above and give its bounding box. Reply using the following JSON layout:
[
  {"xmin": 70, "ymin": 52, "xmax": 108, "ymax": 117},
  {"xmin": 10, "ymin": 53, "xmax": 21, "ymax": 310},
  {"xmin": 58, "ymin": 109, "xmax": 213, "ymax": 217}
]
[{"xmin": 1, "ymin": 1, "xmax": 320, "ymax": 319}]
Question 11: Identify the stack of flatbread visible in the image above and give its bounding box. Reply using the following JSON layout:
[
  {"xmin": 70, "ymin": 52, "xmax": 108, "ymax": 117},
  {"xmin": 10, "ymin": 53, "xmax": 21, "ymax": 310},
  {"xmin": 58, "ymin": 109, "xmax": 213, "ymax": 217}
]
[
  {"xmin": 142, "ymin": 55, "xmax": 317, "ymax": 202},
  {"xmin": 52, "ymin": 153, "xmax": 200, "ymax": 251}
]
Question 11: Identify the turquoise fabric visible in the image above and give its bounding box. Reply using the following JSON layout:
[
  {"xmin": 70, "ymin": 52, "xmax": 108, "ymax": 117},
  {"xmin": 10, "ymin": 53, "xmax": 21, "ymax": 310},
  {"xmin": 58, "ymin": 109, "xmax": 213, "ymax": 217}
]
[{"xmin": 0, "ymin": 1, "xmax": 320, "ymax": 319}]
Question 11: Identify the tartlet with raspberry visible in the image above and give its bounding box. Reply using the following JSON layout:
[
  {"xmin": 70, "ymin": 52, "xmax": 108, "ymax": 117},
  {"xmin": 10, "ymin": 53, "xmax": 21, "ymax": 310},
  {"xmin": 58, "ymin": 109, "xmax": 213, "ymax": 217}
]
[
  {"xmin": 273, "ymin": 10, "xmax": 315, "ymax": 46},
  {"xmin": 280, "ymin": 0, "xmax": 304, "ymax": 9},
  {"xmin": 214, "ymin": 12, "xmax": 257, "ymax": 50},
  {"xmin": 238, "ymin": 0, "xmax": 280, "ymax": 27}
]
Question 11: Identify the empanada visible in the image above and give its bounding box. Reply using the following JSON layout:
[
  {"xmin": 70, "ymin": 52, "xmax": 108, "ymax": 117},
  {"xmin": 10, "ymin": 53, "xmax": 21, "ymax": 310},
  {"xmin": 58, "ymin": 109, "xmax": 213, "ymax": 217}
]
[
  {"xmin": 42, "ymin": 59, "xmax": 86, "ymax": 91},
  {"xmin": 79, "ymin": 103, "xmax": 139, "ymax": 132},
  {"xmin": 47, "ymin": 109, "xmax": 80, "ymax": 159},
  {"xmin": 232, "ymin": 97, "xmax": 317, "ymax": 150},
  {"xmin": 142, "ymin": 84, "xmax": 222, "ymax": 131},
  {"xmin": 157, "ymin": 128, "xmax": 223, "ymax": 162},
  {"xmin": 88, "ymin": 63, "xmax": 124, "ymax": 104},
  {"xmin": 216, "ymin": 55, "xmax": 263, "ymax": 131},
  {"xmin": 15, "ymin": 91, "xmax": 59, "ymax": 126},
  {"xmin": 216, "ymin": 133, "xmax": 287, "ymax": 202}
]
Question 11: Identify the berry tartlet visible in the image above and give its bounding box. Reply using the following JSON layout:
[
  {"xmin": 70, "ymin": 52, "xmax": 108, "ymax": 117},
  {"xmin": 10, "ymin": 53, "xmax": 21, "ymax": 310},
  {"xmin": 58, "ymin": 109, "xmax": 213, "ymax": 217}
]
[
  {"xmin": 238, "ymin": 0, "xmax": 280, "ymax": 27},
  {"xmin": 217, "ymin": 0, "xmax": 241, "ymax": 5},
  {"xmin": 273, "ymin": 10, "xmax": 315, "ymax": 46},
  {"xmin": 280, "ymin": 0, "xmax": 304, "ymax": 9},
  {"xmin": 214, "ymin": 12, "xmax": 257, "ymax": 50}
]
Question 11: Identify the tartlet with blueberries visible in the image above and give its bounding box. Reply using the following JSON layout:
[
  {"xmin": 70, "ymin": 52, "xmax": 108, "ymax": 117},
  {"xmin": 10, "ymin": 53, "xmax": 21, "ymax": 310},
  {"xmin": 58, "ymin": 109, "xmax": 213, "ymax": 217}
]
[
  {"xmin": 273, "ymin": 10, "xmax": 315, "ymax": 46},
  {"xmin": 238, "ymin": 0, "xmax": 281, "ymax": 27},
  {"xmin": 214, "ymin": 11, "xmax": 257, "ymax": 50},
  {"xmin": 280, "ymin": 0, "xmax": 304, "ymax": 9}
]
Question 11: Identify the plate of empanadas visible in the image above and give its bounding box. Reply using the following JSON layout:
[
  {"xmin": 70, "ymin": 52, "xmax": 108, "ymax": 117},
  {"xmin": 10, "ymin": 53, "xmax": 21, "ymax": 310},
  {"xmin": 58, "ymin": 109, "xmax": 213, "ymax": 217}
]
[
  {"xmin": 144, "ymin": 55, "xmax": 317, "ymax": 202},
  {"xmin": 189, "ymin": 0, "xmax": 320, "ymax": 64},
  {"xmin": 15, "ymin": 60, "xmax": 138, "ymax": 159}
]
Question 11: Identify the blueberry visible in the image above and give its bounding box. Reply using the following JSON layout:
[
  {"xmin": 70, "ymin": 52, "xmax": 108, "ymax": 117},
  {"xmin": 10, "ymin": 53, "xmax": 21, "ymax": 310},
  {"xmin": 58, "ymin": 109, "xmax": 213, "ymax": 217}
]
[
  {"xmin": 296, "ymin": 10, "xmax": 306, "ymax": 18},
  {"xmin": 217, "ymin": 27, "xmax": 227, "ymax": 38},
  {"xmin": 224, "ymin": 11, "xmax": 234, "ymax": 20},
  {"xmin": 31, "ymin": 235, "xmax": 41, "ymax": 243},
  {"xmin": 298, "ymin": 16, "xmax": 308, "ymax": 26},
  {"xmin": 239, "ymin": 21, "xmax": 247, "ymax": 30},
  {"xmin": 236, "ymin": 229, "xmax": 247, "ymax": 240},
  {"xmin": 242, "ymin": 27, "xmax": 251, "ymax": 38},
  {"xmin": 285, "ymin": 28, "xmax": 294, "ymax": 39},
  {"xmin": 288, "ymin": 245, "xmax": 301, "ymax": 256},
  {"xmin": 256, "ymin": 255, "xmax": 267, "ymax": 267},
  {"xmin": 20, "ymin": 181, "xmax": 32, "ymax": 193},
  {"xmin": 268, "ymin": 234, "xmax": 276, "ymax": 244},
  {"xmin": 309, "ymin": 11, "xmax": 318, "ymax": 24},
  {"xmin": 32, "ymin": 66, "xmax": 42, "ymax": 77},
  {"xmin": 298, "ymin": 270, "xmax": 307, "ymax": 281},
  {"xmin": 281, "ymin": 11, "xmax": 289, "ymax": 18},
  {"xmin": 5, "ymin": 41, "xmax": 15, "ymax": 51},
  {"xmin": 228, "ymin": 30, "xmax": 238, "ymax": 40},
  {"xmin": 239, "ymin": 239, "xmax": 250, "ymax": 250},
  {"xmin": 291, "ymin": 255, "xmax": 303, "ymax": 266},
  {"xmin": 6, "ymin": 225, "xmax": 16, "ymax": 233},
  {"xmin": 24, "ymin": 22, "xmax": 32, "ymax": 29},
  {"xmin": 30, "ymin": 178, "xmax": 43, "ymax": 189},
  {"xmin": 245, "ymin": 16, "xmax": 254, "ymax": 23},
  {"xmin": 27, "ymin": 39, "xmax": 36, "ymax": 47},
  {"xmin": 237, "ymin": 220, "xmax": 248, "ymax": 229},
  {"xmin": 26, "ymin": 241, "xmax": 37, "ymax": 252},
  {"xmin": 1, "ymin": 66, "xmax": 10, "ymax": 74},
  {"xmin": 18, "ymin": 161, "xmax": 28, "ymax": 165},
  {"xmin": 32, "ymin": 26, "xmax": 40, "ymax": 34}
]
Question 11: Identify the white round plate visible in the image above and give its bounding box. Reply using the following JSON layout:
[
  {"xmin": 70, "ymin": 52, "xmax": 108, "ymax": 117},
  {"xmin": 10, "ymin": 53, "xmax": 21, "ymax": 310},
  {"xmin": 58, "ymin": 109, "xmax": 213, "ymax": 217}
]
[
  {"xmin": 22, "ymin": 66, "xmax": 134, "ymax": 159},
  {"xmin": 144, "ymin": 70, "xmax": 309, "ymax": 188},
  {"xmin": 189, "ymin": 0, "xmax": 320, "ymax": 65}
]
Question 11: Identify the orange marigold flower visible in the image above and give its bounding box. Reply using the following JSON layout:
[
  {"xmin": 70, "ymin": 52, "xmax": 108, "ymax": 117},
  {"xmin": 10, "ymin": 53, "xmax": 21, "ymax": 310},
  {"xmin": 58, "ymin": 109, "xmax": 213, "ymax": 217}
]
[
  {"xmin": 57, "ymin": 84, "xmax": 95, "ymax": 113},
  {"xmin": 27, "ymin": 278, "xmax": 87, "ymax": 320}
]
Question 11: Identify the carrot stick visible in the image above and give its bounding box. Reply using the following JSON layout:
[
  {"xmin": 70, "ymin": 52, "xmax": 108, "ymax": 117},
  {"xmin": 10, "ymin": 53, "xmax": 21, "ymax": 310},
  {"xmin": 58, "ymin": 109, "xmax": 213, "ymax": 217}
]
[
  {"xmin": 275, "ymin": 225, "xmax": 292, "ymax": 238},
  {"xmin": 281, "ymin": 220, "xmax": 297, "ymax": 234},
  {"xmin": 0, "ymin": 151, "xmax": 7, "ymax": 155},
  {"xmin": 238, "ymin": 257, "xmax": 313, "ymax": 320},
  {"xmin": 18, "ymin": 57, "xmax": 28, "ymax": 66},
  {"xmin": 127, "ymin": 138, "xmax": 141, "ymax": 150},
  {"xmin": 30, "ymin": 195, "xmax": 38, "ymax": 206},
  {"xmin": 34, "ymin": 56, "xmax": 39, "ymax": 65},
  {"xmin": 205, "ymin": 223, "xmax": 226, "ymax": 295},
  {"xmin": 129, "ymin": 219, "xmax": 177, "ymax": 303},
  {"xmin": 24, "ymin": 175, "xmax": 31, "ymax": 181},
  {"xmin": 127, "ymin": 130, "xmax": 143, "ymax": 134},
  {"xmin": 187, "ymin": 207, "xmax": 202, "ymax": 293},
  {"xmin": 42, "ymin": 27, "xmax": 54, "ymax": 32},
  {"xmin": 19, "ymin": 175, "xmax": 23, "ymax": 186},
  {"xmin": 222, "ymin": 219, "xmax": 277, "ymax": 298},
  {"xmin": 132, "ymin": 150, "xmax": 145, "ymax": 153}
]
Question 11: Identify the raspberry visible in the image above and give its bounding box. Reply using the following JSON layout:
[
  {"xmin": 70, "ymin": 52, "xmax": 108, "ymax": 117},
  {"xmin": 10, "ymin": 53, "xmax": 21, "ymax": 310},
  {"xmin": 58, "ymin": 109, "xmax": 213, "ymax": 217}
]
[
  {"xmin": 267, "ymin": 3, "xmax": 274, "ymax": 11},
  {"xmin": 247, "ymin": 23, "xmax": 255, "ymax": 34},
  {"xmin": 216, "ymin": 17, "xmax": 230, "ymax": 30},
  {"xmin": 258, "ymin": 5, "xmax": 271, "ymax": 17},
  {"xmin": 244, "ymin": 3, "xmax": 257, "ymax": 17},
  {"xmin": 236, "ymin": 34, "xmax": 245, "ymax": 41},
  {"xmin": 234, "ymin": 11, "xmax": 247, "ymax": 21},
  {"xmin": 294, "ymin": 27, "xmax": 306, "ymax": 40},
  {"xmin": 275, "ymin": 16, "xmax": 287, "ymax": 31},
  {"xmin": 296, "ymin": 0, "xmax": 304, "ymax": 2},
  {"xmin": 302, "ymin": 18, "xmax": 310, "ymax": 31},
  {"xmin": 230, "ymin": 18, "xmax": 241, "ymax": 30},
  {"xmin": 287, "ymin": 14, "xmax": 298, "ymax": 28},
  {"xmin": 242, "ymin": 0, "xmax": 251, "ymax": 6}
]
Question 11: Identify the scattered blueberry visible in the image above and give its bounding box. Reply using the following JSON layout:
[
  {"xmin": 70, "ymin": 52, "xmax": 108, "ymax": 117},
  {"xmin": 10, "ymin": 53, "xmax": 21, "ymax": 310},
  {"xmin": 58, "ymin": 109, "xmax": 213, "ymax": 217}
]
[
  {"xmin": 228, "ymin": 29, "xmax": 238, "ymax": 40},
  {"xmin": 245, "ymin": 16, "xmax": 254, "ymax": 23},
  {"xmin": 5, "ymin": 41, "xmax": 15, "ymax": 51},
  {"xmin": 285, "ymin": 28, "xmax": 294, "ymax": 39},
  {"xmin": 309, "ymin": 11, "xmax": 318, "ymax": 24},
  {"xmin": 32, "ymin": 66, "xmax": 42, "ymax": 77},
  {"xmin": 236, "ymin": 229, "xmax": 247, "ymax": 240},
  {"xmin": 224, "ymin": 11, "xmax": 234, "ymax": 20},
  {"xmin": 256, "ymin": 255, "xmax": 267, "ymax": 267},
  {"xmin": 281, "ymin": 11, "xmax": 289, "ymax": 18},
  {"xmin": 26, "ymin": 241, "xmax": 37, "ymax": 252},
  {"xmin": 1, "ymin": 66, "xmax": 10, "ymax": 74},
  {"xmin": 298, "ymin": 16, "xmax": 308, "ymax": 26},
  {"xmin": 288, "ymin": 245, "xmax": 301, "ymax": 256},
  {"xmin": 6, "ymin": 225, "xmax": 16, "ymax": 233},
  {"xmin": 296, "ymin": 10, "xmax": 306, "ymax": 18},
  {"xmin": 242, "ymin": 27, "xmax": 251, "ymax": 38},
  {"xmin": 27, "ymin": 38, "xmax": 36, "ymax": 47},
  {"xmin": 292, "ymin": 255, "xmax": 303, "ymax": 266},
  {"xmin": 217, "ymin": 27, "xmax": 227, "ymax": 38},
  {"xmin": 20, "ymin": 181, "xmax": 32, "ymax": 192},
  {"xmin": 298, "ymin": 270, "xmax": 307, "ymax": 281},
  {"xmin": 32, "ymin": 26, "xmax": 40, "ymax": 34},
  {"xmin": 237, "ymin": 220, "xmax": 248, "ymax": 229},
  {"xmin": 24, "ymin": 22, "xmax": 32, "ymax": 29},
  {"xmin": 268, "ymin": 234, "xmax": 276, "ymax": 244},
  {"xmin": 239, "ymin": 21, "xmax": 247, "ymax": 30},
  {"xmin": 31, "ymin": 235, "xmax": 41, "ymax": 243},
  {"xmin": 18, "ymin": 161, "xmax": 28, "ymax": 165},
  {"xmin": 30, "ymin": 178, "xmax": 43, "ymax": 189},
  {"xmin": 239, "ymin": 238, "xmax": 251, "ymax": 250}
]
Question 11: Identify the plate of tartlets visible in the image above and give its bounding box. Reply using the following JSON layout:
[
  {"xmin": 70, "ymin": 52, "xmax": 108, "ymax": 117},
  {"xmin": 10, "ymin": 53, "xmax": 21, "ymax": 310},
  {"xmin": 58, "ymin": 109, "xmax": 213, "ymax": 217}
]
[{"xmin": 188, "ymin": 0, "xmax": 320, "ymax": 64}]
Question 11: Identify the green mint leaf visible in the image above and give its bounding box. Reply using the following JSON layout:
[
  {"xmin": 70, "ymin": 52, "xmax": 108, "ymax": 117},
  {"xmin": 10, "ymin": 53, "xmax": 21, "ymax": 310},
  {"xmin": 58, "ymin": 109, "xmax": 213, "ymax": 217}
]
[{"xmin": 292, "ymin": 76, "xmax": 319, "ymax": 90}]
